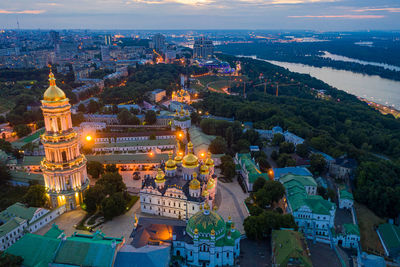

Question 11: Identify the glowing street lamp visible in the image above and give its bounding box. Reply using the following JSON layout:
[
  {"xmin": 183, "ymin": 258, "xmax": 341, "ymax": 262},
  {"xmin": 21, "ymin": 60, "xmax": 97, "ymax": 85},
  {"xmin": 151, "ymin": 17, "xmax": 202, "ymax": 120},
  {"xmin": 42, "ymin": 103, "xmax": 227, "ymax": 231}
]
[
  {"xmin": 85, "ymin": 135, "xmax": 92, "ymax": 141},
  {"xmin": 149, "ymin": 151, "xmax": 154, "ymax": 157},
  {"xmin": 200, "ymin": 152, "xmax": 205, "ymax": 158}
]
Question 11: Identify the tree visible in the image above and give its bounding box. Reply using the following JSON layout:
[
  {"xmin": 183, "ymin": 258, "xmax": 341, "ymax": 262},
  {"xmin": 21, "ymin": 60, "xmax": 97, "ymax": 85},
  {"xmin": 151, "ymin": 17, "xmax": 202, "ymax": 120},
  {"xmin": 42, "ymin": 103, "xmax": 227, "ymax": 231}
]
[
  {"xmin": 97, "ymin": 172, "xmax": 126, "ymax": 196},
  {"xmin": 279, "ymin": 142, "xmax": 295, "ymax": 154},
  {"xmin": 87, "ymin": 161, "xmax": 104, "ymax": 179},
  {"xmin": 220, "ymin": 155, "xmax": 236, "ymax": 180},
  {"xmin": 23, "ymin": 185, "xmax": 47, "ymax": 207},
  {"xmin": 257, "ymin": 157, "xmax": 271, "ymax": 171},
  {"xmin": 263, "ymin": 180, "xmax": 285, "ymax": 203},
  {"xmin": 0, "ymin": 251, "xmax": 23, "ymax": 267},
  {"xmin": 87, "ymin": 100, "xmax": 100, "ymax": 113},
  {"xmin": 84, "ymin": 185, "xmax": 105, "ymax": 213},
  {"xmin": 14, "ymin": 124, "xmax": 32, "ymax": 138},
  {"xmin": 296, "ymin": 143, "xmax": 309, "ymax": 158},
  {"xmin": 272, "ymin": 133, "xmax": 285, "ymax": 146},
  {"xmin": 209, "ymin": 136, "xmax": 227, "ymax": 154},
  {"xmin": 145, "ymin": 110, "xmax": 157, "ymax": 125},
  {"xmin": 190, "ymin": 111, "xmax": 201, "ymax": 125},
  {"xmin": 77, "ymin": 103, "xmax": 86, "ymax": 113},
  {"xmin": 0, "ymin": 163, "xmax": 10, "ymax": 185},
  {"xmin": 309, "ymin": 154, "xmax": 326, "ymax": 175},
  {"xmin": 276, "ymin": 153, "xmax": 296, "ymax": 167},
  {"xmin": 105, "ymin": 164, "xmax": 119, "ymax": 173},
  {"xmin": 253, "ymin": 177, "xmax": 266, "ymax": 192},
  {"xmin": 225, "ymin": 127, "xmax": 234, "ymax": 148},
  {"xmin": 118, "ymin": 109, "xmax": 133, "ymax": 125},
  {"xmin": 101, "ymin": 192, "xmax": 127, "ymax": 220},
  {"xmin": 271, "ymin": 150, "xmax": 279, "ymax": 160}
]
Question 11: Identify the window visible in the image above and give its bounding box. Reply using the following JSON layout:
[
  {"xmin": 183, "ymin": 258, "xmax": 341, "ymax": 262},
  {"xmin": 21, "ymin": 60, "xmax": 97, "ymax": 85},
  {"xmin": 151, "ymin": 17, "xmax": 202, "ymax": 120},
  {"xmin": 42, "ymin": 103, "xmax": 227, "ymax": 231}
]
[
  {"xmin": 227, "ymin": 252, "xmax": 229, "ymax": 257},
  {"xmin": 217, "ymin": 253, "xmax": 219, "ymax": 258}
]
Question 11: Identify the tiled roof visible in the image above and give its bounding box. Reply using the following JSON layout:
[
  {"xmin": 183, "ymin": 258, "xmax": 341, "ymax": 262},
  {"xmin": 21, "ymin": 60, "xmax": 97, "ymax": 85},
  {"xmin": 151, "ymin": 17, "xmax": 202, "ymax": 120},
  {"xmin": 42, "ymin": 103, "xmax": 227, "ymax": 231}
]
[
  {"xmin": 44, "ymin": 224, "xmax": 64, "ymax": 239},
  {"xmin": 272, "ymin": 229, "xmax": 312, "ymax": 267},
  {"xmin": 0, "ymin": 202, "xmax": 39, "ymax": 222},
  {"xmin": 236, "ymin": 153, "xmax": 269, "ymax": 183},
  {"xmin": 0, "ymin": 217, "xmax": 26, "ymax": 237},
  {"xmin": 94, "ymin": 138, "xmax": 176, "ymax": 148},
  {"xmin": 280, "ymin": 174, "xmax": 317, "ymax": 187},
  {"xmin": 339, "ymin": 189, "xmax": 353, "ymax": 200},
  {"xmin": 343, "ymin": 224, "xmax": 360, "ymax": 236},
  {"xmin": 378, "ymin": 223, "xmax": 400, "ymax": 251},
  {"xmin": 272, "ymin": 167, "xmax": 312, "ymax": 180}
]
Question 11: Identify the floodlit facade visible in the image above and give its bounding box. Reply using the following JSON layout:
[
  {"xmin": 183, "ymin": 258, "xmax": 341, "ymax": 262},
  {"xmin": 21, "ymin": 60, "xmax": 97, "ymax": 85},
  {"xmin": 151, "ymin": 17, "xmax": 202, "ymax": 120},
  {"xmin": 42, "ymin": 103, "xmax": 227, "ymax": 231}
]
[{"xmin": 40, "ymin": 71, "xmax": 89, "ymax": 210}]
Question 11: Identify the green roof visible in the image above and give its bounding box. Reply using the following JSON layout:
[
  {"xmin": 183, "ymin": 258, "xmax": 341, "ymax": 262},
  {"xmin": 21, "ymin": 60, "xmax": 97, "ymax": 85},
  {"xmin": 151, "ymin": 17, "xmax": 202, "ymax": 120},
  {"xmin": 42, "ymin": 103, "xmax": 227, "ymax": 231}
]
[
  {"xmin": 188, "ymin": 126, "xmax": 216, "ymax": 155},
  {"xmin": 272, "ymin": 229, "xmax": 312, "ymax": 267},
  {"xmin": 0, "ymin": 202, "xmax": 39, "ymax": 222},
  {"xmin": 93, "ymin": 138, "xmax": 175, "ymax": 148},
  {"xmin": 236, "ymin": 153, "xmax": 269, "ymax": 183},
  {"xmin": 9, "ymin": 171, "xmax": 44, "ymax": 185},
  {"xmin": 44, "ymin": 224, "xmax": 64, "ymax": 239},
  {"xmin": 339, "ymin": 189, "xmax": 353, "ymax": 201},
  {"xmin": 6, "ymin": 229, "xmax": 123, "ymax": 267},
  {"xmin": 284, "ymin": 177, "xmax": 335, "ymax": 215},
  {"xmin": 86, "ymin": 153, "xmax": 169, "ymax": 165},
  {"xmin": 187, "ymin": 210, "xmax": 226, "ymax": 239},
  {"xmin": 280, "ymin": 174, "xmax": 317, "ymax": 188},
  {"xmin": 0, "ymin": 217, "xmax": 26, "ymax": 237},
  {"xmin": 378, "ymin": 223, "xmax": 400, "ymax": 251},
  {"xmin": 54, "ymin": 231, "xmax": 123, "ymax": 267},
  {"xmin": 12, "ymin": 128, "xmax": 45, "ymax": 149},
  {"xmin": 21, "ymin": 156, "xmax": 42, "ymax": 166},
  {"xmin": 6, "ymin": 233, "xmax": 62, "ymax": 267},
  {"xmin": 0, "ymin": 150, "xmax": 8, "ymax": 163},
  {"xmin": 343, "ymin": 224, "xmax": 360, "ymax": 236}
]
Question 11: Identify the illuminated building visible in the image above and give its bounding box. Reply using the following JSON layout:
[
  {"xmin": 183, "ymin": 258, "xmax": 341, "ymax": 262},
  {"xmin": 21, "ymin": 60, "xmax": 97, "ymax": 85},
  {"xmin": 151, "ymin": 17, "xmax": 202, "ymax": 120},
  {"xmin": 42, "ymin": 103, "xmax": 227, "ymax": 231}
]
[
  {"xmin": 172, "ymin": 203, "xmax": 241, "ymax": 267},
  {"xmin": 193, "ymin": 37, "xmax": 214, "ymax": 59},
  {"xmin": 140, "ymin": 142, "xmax": 216, "ymax": 220},
  {"xmin": 40, "ymin": 70, "xmax": 89, "ymax": 210},
  {"xmin": 172, "ymin": 107, "xmax": 191, "ymax": 131},
  {"xmin": 171, "ymin": 88, "xmax": 190, "ymax": 104}
]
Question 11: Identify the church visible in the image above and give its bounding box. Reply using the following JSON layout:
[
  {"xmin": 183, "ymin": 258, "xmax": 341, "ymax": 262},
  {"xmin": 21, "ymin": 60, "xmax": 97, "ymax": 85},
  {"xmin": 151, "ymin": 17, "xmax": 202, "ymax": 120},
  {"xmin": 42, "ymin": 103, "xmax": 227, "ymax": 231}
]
[
  {"xmin": 140, "ymin": 142, "xmax": 217, "ymax": 220},
  {"xmin": 40, "ymin": 70, "xmax": 89, "ymax": 210},
  {"xmin": 171, "ymin": 88, "xmax": 190, "ymax": 104}
]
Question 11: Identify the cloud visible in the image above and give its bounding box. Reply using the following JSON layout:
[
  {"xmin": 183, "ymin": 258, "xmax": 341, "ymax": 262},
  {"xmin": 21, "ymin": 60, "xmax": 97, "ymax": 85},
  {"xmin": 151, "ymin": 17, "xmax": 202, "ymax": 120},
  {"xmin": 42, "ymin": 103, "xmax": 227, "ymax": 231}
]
[
  {"xmin": 127, "ymin": 0, "xmax": 214, "ymax": 5},
  {"xmin": 353, "ymin": 7, "xmax": 400, "ymax": 13},
  {"xmin": 289, "ymin": 14, "xmax": 385, "ymax": 18},
  {"xmin": 238, "ymin": 0, "xmax": 338, "ymax": 4},
  {"xmin": 0, "ymin": 9, "xmax": 45, "ymax": 14}
]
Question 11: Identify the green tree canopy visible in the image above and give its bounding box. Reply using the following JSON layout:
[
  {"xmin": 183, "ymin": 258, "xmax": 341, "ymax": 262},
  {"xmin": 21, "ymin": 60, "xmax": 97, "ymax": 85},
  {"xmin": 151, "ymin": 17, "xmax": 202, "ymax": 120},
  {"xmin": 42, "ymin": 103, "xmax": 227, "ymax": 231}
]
[{"xmin": 23, "ymin": 185, "xmax": 47, "ymax": 207}]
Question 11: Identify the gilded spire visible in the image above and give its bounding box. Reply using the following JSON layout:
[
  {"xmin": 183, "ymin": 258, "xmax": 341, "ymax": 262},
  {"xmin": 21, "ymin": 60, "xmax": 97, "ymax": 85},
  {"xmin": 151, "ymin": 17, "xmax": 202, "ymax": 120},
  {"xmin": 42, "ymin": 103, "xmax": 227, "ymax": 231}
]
[{"xmin": 43, "ymin": 67, "xmax": 66, "ymax": 102}]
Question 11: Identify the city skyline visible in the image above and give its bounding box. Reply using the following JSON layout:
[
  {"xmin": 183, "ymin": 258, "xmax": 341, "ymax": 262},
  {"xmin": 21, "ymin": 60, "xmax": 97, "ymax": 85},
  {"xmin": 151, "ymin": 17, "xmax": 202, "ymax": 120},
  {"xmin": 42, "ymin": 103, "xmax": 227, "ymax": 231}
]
[{"xmin": 0, "ymin": 0, "xmax": 400, "ymax": 30}]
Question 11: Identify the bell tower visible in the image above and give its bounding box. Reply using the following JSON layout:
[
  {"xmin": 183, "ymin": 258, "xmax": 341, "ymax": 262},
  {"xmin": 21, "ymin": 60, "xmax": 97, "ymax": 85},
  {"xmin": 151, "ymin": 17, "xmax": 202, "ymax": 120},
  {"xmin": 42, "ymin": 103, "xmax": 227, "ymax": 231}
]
[{"xmin": 40, "ymin": 70, "xmax": 89, "ymax": 210}]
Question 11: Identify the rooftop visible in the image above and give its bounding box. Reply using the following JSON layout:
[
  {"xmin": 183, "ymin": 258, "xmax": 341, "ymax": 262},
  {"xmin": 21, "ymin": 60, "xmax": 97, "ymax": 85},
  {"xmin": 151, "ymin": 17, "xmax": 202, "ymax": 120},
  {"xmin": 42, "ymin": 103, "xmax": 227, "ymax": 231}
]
[
  {"xmin": 93, "ymin": 138, "xmax": 176, "ymax": 148},
  {"xmin": 86, "ymin": 153, "xmax": 169, "ymax": 165},
  {"xmin": 272, "ymin": 167, "xmax": 312, "ymax": 180},
  {"xmin": 377, "ymin": 223, "xmax": 400, "ymax": 252}
]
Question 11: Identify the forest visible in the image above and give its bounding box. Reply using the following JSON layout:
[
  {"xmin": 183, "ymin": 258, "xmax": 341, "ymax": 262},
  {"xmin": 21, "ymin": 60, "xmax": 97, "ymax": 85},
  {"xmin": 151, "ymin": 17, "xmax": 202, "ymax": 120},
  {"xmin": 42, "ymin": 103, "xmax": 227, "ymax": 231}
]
[
  {"xmin": 195, "ymin": 54, "xmax": 400, "ymax": 218},
  {"xmin": 218, "ymin": 39, "xmax": 400, "ymax": 81}
]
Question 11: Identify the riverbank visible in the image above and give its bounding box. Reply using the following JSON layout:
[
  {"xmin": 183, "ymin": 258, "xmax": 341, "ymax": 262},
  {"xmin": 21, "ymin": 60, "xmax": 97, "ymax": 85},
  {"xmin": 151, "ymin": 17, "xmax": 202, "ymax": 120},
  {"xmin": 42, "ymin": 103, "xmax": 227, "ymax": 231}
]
[{"xmin": 358, "ymin": 97, "xmax": 400, "ymax": 119}]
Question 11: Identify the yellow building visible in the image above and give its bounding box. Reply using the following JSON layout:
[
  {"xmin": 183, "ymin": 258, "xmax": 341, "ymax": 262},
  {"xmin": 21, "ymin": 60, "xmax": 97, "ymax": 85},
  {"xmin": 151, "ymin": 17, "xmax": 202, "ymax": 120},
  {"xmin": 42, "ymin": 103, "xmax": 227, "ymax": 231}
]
[
  {"xmin": 40, "ymin": 70, "xmax": 89, "ymax": 210},
  {"xmin": 172, "ymin": 88, "xmax": 190, "ymax": 104}
]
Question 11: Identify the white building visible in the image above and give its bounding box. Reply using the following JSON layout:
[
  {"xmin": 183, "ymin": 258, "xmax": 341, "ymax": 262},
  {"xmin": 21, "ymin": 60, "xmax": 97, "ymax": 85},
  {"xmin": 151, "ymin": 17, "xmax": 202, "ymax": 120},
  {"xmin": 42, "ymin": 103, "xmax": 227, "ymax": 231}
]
[
  {"xmin": 335, "ymin": 224, "xmax": 360, "ymax": 249},
  {"xmin": 172, "ymin": 108, "xmax": 191, "ymax": 131},
  {"xmin": 338, "ymin": 189, "xmax": 354, "ymax": 209},
  {"xmin": 283, "ymin": 131, "xmax": 305, "ymax": 146},
  {"xmin": 150, "ymin": 89, "xmax": 166, "ymax": 103},
  {"xmin": 93, "ymin": 131, "xmax": 175, "ymax": 144},
  {"xmin": 282, "ymin": 175, "xmax": 336, "ymax": 244},
  {"xmin": 140, "ymin": 142, "xmax": 217, "ymax": 220},
  {"xmin": 172, "ymin": 204, "xmax": 241, "ymax": 267},
  {"xmin": 0, "ymin": 202, "xmax": 64, "ymax": 250},
  {"xmin": 92, "ymin": 138, "xmax": 176, "ymax": 153}
]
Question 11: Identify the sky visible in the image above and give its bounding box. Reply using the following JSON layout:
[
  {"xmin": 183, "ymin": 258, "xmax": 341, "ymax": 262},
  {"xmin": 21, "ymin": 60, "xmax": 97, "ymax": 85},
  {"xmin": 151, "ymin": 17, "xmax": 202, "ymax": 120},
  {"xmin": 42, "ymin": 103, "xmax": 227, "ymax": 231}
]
[{"xmin": 0, "ymin": 0, "xmax": 399, "ymax": 30}]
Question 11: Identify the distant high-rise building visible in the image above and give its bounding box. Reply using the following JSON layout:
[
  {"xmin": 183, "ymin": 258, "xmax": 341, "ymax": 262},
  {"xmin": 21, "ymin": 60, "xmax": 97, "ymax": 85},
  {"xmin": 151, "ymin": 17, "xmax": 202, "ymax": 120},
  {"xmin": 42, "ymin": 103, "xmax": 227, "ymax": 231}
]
[
  {"xmin": 193, "ymin": 37, "xmax": 214, "ymax": 58},
  {"xmin": 104, "ymin": 35, "xmax": 112, "ymax": 46},
  {"xmin": 49, "ymin": 31, "xmax": 60, "ymax": 46},
  {"xmin": 151, "ymin": 33, "xmax": 166, "ymax": 52},
  {"xmin": 101, "ymin": 45, "xmax": 111, "ymax": 61}
]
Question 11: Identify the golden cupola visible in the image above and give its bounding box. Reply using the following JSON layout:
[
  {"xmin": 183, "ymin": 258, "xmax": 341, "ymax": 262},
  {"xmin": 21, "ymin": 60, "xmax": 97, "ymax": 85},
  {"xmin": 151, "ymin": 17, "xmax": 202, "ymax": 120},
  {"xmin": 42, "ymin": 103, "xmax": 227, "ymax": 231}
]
[
  {"xmin": 189, "ymin": 173, "xmax": 201, "ymax": 190},
  {"xmin": 155, "ymin": 168, "xmax": 166, "ymax": 183},
  {"xmin": 207, "ymin": 177, "xmax": 215, "ymax": 190},
  {"xmin": 182, "ymin": 141, "xmax": 199, "ymax": 168},
  {"xmin": 205, "ymin": 152, "xmax": 214, "ymax": 167},
  {"xmin": 174, "ymin": 152, "xmax": 183, "ymax": 164},
  {"xmin": 165, "ymin": 152, "xmax": 177, "ymax": 171},
  {"xmin": 202, "ymin": 188, "xmax": 210, "ymax": 197},
  {"xmin": 43, "ymin": 71, "xmax": 66, "ymax": 102},
  {"xmin": 200, "ymin": 164, "xmax": 209, "ymax": 175}
]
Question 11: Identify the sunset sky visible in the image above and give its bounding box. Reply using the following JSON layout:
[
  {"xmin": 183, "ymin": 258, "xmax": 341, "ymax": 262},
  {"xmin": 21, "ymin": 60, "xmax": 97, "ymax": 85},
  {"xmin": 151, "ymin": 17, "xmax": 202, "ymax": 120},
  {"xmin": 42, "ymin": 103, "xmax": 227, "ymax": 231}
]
[{"xmin": 0, "ymin": 0, "xmax": 399, "ymax": 30}]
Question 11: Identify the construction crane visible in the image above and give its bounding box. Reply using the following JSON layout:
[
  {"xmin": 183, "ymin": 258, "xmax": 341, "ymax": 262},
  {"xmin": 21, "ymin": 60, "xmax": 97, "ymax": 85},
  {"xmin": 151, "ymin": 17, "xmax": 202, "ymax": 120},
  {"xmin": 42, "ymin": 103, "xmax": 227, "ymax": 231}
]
[{"xmin": 153, "ymin": 49, "xmax": 163, "ymax": 64}]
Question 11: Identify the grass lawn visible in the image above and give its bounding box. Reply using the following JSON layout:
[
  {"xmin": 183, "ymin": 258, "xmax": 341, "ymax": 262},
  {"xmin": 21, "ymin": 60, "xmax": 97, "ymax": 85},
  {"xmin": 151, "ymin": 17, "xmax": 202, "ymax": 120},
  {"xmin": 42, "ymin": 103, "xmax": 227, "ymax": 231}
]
[
  {"xmin": 0, "ymin": 185, "xmax": 28, "ymax": 211},
  {"xmin": 354, "ymin": 202, "xmax": 386, "ymax": 255},
  {"xmin": 127, "ymin": 195, "xmax": 139, "ymax": 210}
]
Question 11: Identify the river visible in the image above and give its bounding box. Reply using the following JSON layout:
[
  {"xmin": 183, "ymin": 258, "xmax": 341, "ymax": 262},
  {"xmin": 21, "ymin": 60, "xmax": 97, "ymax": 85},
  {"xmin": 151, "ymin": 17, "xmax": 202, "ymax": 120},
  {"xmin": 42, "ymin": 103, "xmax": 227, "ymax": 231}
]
[
  {"xmin": 239, "ymin": 56, "xmax": 400, "ymax": 109},
  {"xmin": 320, "ymin": 51, "xmax": 400, "ymax": 72}
]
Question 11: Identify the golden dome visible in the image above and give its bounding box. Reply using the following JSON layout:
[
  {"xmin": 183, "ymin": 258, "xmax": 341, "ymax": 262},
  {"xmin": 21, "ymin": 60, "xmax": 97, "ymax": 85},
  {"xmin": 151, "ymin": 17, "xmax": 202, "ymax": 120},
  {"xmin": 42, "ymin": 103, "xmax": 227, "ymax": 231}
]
[
  {"xmin": 202, "ymin": 189, "xmax": 210, "ymax": 197},
  {"xmin": 165, "ymin": 152, "xmax": 176, "ymax": 171},
  {"xmin": 204, "ymin": 201, "xmax": 210, "ymax": 209},
  {"xmin": 155, "ymin": 168, "xmax": 165, "ymax": 183},
  {"xmin": 182, "ymin": 142, "xmax": 198, "ymax": 168},
  {"xmin": 194, "ymin": 228, "xmax": 199, "ymax": 235},
  {"xmin": 205, "ymin": 152, "xmax": 214, "ymax": 167},
  {"xmin": 200, "ymin": 164, "xmax": 209, "ymax": 175},
  {"xmin": 207, "ymin": 178, "xmax": 215, "ymax": 190},
  {"xmin": 211, "ymin": 229, "xmax": 215, "ymax": 236},
  {"xmin": 189, "ymin": 175, "xmax": 201, "ymax": 190},
  {"xmin": 43, "ymin": 71, "xmax": 66, "ymax": 102},
  {"xmin": 174, "ymin": 153, "xmax": 183, "ymax": 163}
]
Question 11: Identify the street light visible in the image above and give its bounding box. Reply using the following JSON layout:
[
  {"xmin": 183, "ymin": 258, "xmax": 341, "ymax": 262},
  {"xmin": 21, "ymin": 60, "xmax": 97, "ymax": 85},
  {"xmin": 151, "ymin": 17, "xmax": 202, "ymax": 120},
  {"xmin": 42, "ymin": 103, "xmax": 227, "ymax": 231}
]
[{"xmin": 85, "ymin": 135, "xmax": 92, "ymax": 141}]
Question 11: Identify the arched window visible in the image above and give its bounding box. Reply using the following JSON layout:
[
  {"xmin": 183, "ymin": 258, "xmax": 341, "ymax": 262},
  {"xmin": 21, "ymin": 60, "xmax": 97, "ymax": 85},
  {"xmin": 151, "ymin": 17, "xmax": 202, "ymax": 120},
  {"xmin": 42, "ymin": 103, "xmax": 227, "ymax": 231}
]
[
  {"xmin": 57, "ymin": 118, "xmax": 62, "ymax": 132},
  {"xmin": 62, "ymin": 151, "xmax": 67, "ymax": 162}
]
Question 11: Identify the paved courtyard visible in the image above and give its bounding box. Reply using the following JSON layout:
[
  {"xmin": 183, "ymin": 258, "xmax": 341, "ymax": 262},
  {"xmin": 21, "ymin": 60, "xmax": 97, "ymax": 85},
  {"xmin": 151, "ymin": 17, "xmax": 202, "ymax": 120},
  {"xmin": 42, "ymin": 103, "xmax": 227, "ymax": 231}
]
[
  {"xmin": 239, "ymin": 238, "xmax": 271, "ymax": 267},
  {"xmin": 216, "ymin": 177, "xmax": 250, "ymax": 234},
  {"xmin": 307, "ymin": 240, "xmax": 342, "ymax": 267},
  {"xmin": 35, "ymin": 208, "xmax": 87, "ymax": 237}
]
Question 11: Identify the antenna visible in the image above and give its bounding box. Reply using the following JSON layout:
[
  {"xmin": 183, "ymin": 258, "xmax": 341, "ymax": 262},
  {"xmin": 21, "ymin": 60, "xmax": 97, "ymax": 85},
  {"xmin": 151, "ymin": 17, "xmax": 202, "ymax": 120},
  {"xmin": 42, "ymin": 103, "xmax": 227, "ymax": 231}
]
[{"xmin": 16, "ymin": 16, "xmax": 20, "ymax": 30}]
